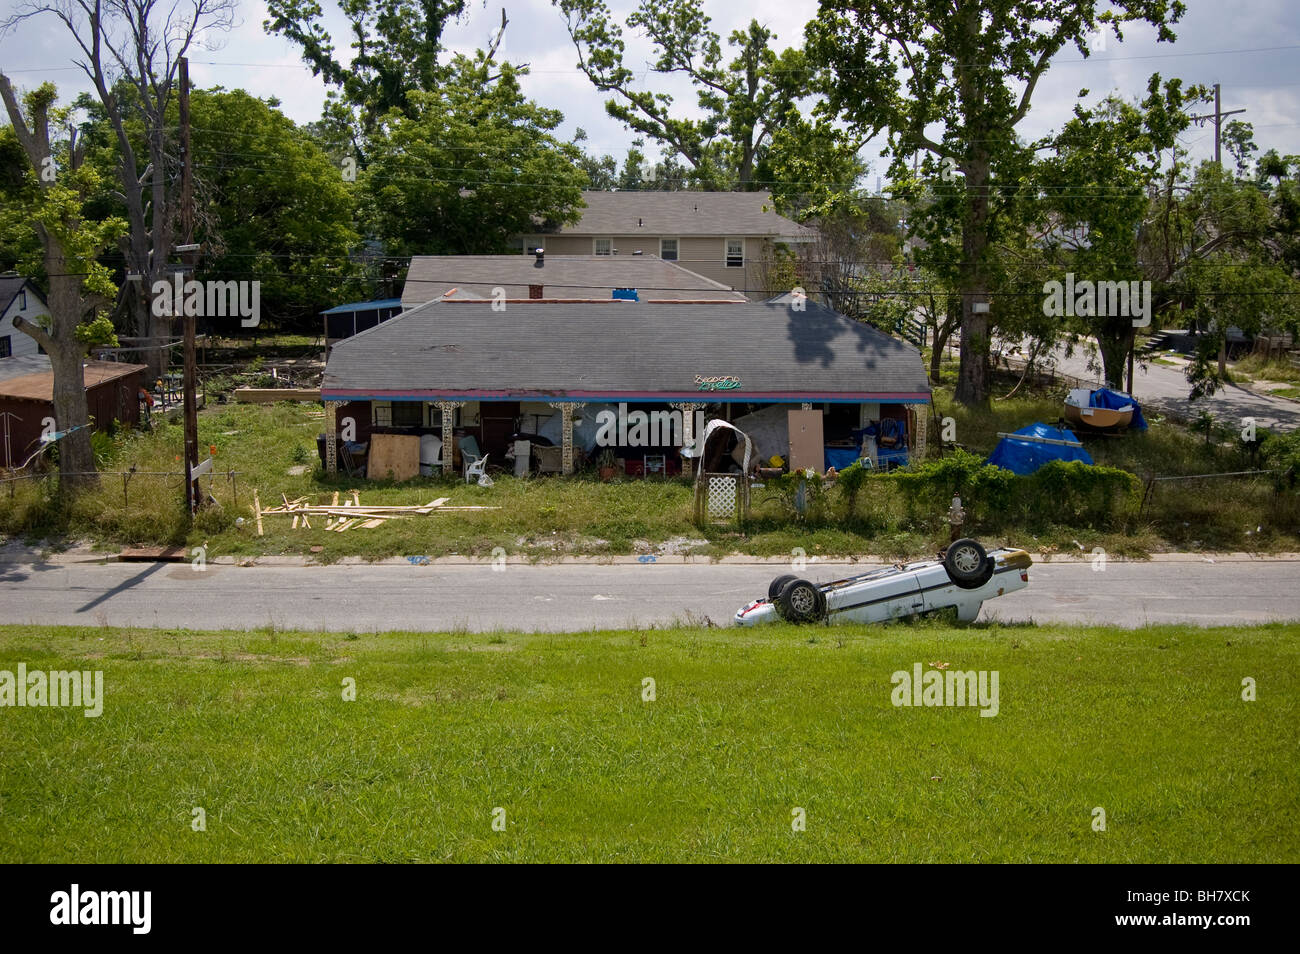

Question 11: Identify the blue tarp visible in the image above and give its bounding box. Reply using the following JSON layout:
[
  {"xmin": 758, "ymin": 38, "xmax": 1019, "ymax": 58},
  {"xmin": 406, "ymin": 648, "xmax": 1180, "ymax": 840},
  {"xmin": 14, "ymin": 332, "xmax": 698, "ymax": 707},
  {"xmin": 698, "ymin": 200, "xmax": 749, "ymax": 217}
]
[
  {"xmin": 1089, "ymin": 387, "xmax": 1148, "ymax": 430},
  {"xmin": 987, "ymin": 422, "xmax": 1094, "ymax": 476}
]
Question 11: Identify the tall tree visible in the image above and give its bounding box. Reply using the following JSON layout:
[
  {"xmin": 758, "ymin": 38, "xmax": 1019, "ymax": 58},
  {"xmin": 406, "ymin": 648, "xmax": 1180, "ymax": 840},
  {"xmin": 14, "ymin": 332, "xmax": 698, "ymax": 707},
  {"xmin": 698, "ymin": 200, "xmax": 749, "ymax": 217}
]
[
  {"xmin": 359, "ymin": 55, "xmax": 587, "ymax": 255},
  {"xmin": 0, "ymin": 78, "xmax": 123, "ymax": 488},
  {"xmin": 2, "ymin": 0, "xmax": 238, "ymax": 377},
  {"xmin": 1036, "ymin": 79, "xmax": 1200, "ymax": 388},
  {"xmin": 264, "ymin": 0, "xmax": 473, "ymax": 161},
  {"xmin": 807, "ymin": 0, "xmax": 1188, "ymax": 406},
  {"xmin": 185, "ymin": 89, "xmax": 359, "ymax": 330},
  {"xmin": 554, "ymin": 0, "xmax": 860, "ymax": 202}
]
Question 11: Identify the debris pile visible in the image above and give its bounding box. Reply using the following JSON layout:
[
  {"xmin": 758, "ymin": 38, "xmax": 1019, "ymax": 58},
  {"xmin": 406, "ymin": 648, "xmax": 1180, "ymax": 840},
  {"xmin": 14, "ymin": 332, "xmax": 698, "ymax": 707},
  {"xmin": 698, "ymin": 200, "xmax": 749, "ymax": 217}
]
[{"xmin": 251, "ymin": 490, "xmax": 497, "ymax": 534}]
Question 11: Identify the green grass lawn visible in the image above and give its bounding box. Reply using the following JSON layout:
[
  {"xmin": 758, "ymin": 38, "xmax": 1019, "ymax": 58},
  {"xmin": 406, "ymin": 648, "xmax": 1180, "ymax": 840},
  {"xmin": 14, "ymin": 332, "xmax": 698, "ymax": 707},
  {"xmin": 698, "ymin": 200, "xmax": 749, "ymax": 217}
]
[{"xmin": 0, "ymin": 621, "xmax": 1294, "ymax": 862}]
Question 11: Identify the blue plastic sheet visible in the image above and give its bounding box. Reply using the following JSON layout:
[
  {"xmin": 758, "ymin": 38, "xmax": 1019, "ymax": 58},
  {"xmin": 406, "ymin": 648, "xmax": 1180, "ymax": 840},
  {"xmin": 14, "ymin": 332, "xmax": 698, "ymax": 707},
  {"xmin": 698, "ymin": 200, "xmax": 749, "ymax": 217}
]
[
  {"xmin": 1089, "ymin": 387, "xmax": 1148, "ymax": 430},
  {"xmin": 986, "ymin": 422, "xmax": 1094, "ymax": 475}
]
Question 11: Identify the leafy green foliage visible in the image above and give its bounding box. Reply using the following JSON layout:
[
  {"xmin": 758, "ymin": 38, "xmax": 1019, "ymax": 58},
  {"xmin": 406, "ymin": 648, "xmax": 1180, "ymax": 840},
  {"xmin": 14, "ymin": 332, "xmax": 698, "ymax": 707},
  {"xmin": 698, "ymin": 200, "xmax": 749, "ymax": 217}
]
[
  {"xmin": 360, "ymin": 58, "xmax": 586, "ymax": 255},
  {"xmin": 553, "ymin": 0, "xmax": 859, "ymax": 203},
  {"xmin": 806, "ymin": 0, "xmax": 1189, "ymax": 405},
  {"xmin": 264, "ymin": 0, "xmax": 470, "ymax": 152},
  {"xmin": 186, "ymin": 89, "xmax": 360, "ymax": 328}
]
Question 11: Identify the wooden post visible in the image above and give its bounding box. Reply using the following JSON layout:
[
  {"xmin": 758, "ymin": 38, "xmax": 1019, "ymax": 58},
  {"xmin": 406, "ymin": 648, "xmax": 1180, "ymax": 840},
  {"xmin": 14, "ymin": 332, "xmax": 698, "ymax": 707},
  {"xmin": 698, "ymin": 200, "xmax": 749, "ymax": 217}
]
[{"xmin": 913, "ymin": 405, "xmax": 928, "ymax": 461}]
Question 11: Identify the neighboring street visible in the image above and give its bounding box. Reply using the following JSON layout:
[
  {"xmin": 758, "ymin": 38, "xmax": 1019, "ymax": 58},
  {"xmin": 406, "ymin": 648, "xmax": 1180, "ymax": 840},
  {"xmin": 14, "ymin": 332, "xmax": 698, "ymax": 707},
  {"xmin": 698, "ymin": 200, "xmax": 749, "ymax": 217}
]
[
  {"xmin": 1, "ymin": 557, "xmax": 1296, "ymax": 632},
  {"xmin": 1047, "ymin": 340, "xmax": 1300, "ymax": 431}
]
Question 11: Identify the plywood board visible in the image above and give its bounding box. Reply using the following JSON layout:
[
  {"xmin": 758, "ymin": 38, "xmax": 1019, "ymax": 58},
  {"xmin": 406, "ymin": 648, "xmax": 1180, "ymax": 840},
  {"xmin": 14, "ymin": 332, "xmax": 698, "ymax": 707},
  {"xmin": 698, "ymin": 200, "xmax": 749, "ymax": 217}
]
[
  {"xmin": 367, "ymin": 433, "xmax": 420, "ymax": 482},
  {"xmin": 787, "ymin": 409, "xmax": 824, "ymax": 474}
]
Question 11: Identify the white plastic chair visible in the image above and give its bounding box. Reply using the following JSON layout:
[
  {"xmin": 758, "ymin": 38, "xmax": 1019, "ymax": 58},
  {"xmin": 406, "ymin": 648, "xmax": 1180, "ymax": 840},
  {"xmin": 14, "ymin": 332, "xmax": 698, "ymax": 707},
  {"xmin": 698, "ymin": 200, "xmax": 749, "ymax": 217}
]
[{"xmin": 465, "ymin": 452, "xmax": 489, "ymax": 483}]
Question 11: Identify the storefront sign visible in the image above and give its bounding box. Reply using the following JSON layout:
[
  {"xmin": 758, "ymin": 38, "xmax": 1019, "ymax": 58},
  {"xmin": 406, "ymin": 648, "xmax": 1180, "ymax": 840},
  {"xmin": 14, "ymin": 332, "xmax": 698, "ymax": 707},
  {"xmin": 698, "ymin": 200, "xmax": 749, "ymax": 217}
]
[{"xmin": 695, "ymin": 374, "xmax": 741, "ymax": 391}]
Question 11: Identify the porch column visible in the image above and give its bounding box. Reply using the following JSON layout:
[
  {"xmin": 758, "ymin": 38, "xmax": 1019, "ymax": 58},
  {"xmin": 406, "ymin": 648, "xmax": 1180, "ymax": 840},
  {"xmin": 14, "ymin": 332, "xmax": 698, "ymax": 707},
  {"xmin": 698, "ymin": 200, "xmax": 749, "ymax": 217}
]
[
  {"xmin": 670, "ymin": 402, "xmax": 704, "ymax": 477},
  {"xmin": 435, "ymin": 400, "xmax": 464, "ymax": 475},
  {"xmin": 325, "ymin": 400, "xmax": 342, "ymax": 475},
  {"xmin": 913, "ymin": 406, "xmax": 928, "ymax": 462},
  {"xmin": 548, "ymin": 402, "xmax": 585, "ymax": 475}
]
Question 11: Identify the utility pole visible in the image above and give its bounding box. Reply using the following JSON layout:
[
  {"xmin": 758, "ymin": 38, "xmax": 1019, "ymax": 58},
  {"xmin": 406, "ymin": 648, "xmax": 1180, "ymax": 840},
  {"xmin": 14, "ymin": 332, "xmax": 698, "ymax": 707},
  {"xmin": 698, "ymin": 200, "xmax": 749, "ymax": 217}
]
[
  {"xmin": 1188, "ymin": 83, "xmax": 1247, "ymax": 167},
  {"xmin": 178, "ymin": 56, "xmax": 201, "ymax": 518},
  {"xmin": 1188, "ymin": 84, "xmax": 1247, "ymax": 375}
]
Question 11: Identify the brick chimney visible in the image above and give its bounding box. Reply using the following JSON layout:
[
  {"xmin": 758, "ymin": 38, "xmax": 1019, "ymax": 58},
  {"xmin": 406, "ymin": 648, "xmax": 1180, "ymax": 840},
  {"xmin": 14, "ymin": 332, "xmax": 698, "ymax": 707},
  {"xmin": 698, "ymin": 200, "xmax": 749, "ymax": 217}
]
[{"xmin": 529, "ymin": 284, "xmax": 543, "ymax": 299}]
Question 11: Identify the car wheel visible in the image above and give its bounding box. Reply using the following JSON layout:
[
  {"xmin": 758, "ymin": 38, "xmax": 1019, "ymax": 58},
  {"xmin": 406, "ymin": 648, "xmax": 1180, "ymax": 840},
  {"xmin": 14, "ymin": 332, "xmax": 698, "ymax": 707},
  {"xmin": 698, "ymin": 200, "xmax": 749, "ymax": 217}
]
[
  {"xmin": 776, "ymin": 578, "xmax": 827, "ymax": 623},
  {"xmin": 944, "ymin": 538, "xmax": 993, "ymax": 590},
  {"xmin": 768, "ymin": 574, "xmax": 798, "ymax": 601}
]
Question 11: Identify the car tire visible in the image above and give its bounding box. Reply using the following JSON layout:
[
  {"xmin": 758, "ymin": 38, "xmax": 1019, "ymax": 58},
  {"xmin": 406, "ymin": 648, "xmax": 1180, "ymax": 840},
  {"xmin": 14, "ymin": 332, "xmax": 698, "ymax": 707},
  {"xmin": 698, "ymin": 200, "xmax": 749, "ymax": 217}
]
[
  {"xmin": 768, "ymin": 574, "xmax": 798, "ymax": 601},
  {"xmin": 776, "ymin": 578, "xmax": 827, "ymax": 623},
  {"xmin": 944, "ymin": 538, "xmax": 994, "ymax": 590}
]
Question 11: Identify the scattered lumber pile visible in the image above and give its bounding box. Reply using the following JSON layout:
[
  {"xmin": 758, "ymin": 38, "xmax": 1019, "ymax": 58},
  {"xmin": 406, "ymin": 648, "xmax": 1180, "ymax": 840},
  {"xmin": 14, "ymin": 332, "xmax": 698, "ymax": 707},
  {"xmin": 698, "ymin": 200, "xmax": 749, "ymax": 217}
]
[{"xmin": 251, "ymin": 490, "xmax": 497, "ymax": 535}]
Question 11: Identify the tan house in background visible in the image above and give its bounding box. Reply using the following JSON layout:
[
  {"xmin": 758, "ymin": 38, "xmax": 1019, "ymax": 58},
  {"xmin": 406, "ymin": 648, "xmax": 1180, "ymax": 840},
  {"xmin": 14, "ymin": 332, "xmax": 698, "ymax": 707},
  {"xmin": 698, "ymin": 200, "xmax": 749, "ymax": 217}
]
[{"xmin": 514, "ymin": 191, "xmax": 816, "ymax": 300}]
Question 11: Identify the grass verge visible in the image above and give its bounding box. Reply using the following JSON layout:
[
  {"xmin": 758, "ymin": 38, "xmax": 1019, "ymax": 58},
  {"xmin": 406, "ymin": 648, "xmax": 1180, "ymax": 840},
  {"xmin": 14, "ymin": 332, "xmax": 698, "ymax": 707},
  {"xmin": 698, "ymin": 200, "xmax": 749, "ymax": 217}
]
[{"xmin": 0, "ymin": 621, "xmax": 1294, "ymax": 862}]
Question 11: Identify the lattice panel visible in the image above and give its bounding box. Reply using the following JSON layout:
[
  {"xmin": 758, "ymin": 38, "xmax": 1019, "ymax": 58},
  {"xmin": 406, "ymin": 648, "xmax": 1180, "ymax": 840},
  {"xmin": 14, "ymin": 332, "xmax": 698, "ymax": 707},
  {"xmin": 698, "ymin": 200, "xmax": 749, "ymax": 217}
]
[{"xmin": 707, "ymin": 476, "xmax": 737, "ymax": 521}]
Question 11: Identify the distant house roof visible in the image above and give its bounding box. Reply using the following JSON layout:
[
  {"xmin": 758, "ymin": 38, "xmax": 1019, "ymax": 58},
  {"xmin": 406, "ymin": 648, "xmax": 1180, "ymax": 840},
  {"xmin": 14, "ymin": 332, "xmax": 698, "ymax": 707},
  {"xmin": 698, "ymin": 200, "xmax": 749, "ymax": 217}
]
[
  {"xmin": 320, "ymin": 298, "xmax": 404, "ymax": 316},
  {"xmin": 0, "ymin": 355, "xmax": 146, "ymax": 402},
  {"xmin": 544, "ymin": 191, "xmax": 816, "ymax": 241},
  {"xmin": 400, "ymin": 254, "xmax": 748, "ymax": 309},
  {"xmin": 322, "ymin": 297, "xmax": 930, "ymax": 404},
  {"xmin": 0, "ymin": 275, "xmax": 45, "ymax": 314}
]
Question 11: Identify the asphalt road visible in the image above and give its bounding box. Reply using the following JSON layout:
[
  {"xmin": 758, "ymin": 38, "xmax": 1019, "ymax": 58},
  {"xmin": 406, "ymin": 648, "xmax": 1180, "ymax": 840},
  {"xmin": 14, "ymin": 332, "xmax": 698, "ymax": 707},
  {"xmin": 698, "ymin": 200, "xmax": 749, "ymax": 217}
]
[{"xmin": 1, "ymin": 558, "xmax": 1297, "ymax": 632}]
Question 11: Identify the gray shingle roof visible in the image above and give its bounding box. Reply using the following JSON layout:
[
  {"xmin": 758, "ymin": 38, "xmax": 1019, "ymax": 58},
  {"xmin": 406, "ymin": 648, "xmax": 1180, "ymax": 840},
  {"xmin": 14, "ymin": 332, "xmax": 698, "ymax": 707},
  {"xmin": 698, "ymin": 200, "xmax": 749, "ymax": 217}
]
[
  {"xmin": 322, "ymin": 298, "xmax": 930, "ymax": 403},
  {"xmin": 401, "ymin": 254, "xmax": 747, "ymax": 309},
  {"xmin": 0, "ymin": 275, "xmax": 42, "ymax": 314},
  {"xmin": 549, "ymin": 191, "xmax": 816, "ymax": 240}
]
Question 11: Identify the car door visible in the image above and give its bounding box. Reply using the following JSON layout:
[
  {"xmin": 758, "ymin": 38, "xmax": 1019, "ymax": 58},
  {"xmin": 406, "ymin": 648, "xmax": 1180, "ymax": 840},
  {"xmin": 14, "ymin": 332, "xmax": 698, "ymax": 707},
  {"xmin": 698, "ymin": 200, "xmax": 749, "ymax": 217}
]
[{"xmin": 828, "ymin": 565, "xmax": 926, "ymax": 623}]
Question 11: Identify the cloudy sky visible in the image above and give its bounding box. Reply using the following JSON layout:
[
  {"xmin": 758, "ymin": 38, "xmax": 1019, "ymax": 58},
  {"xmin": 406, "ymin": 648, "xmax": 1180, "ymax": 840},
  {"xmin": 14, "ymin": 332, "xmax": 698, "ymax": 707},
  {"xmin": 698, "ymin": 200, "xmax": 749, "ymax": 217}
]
[{"xmin": 3, "ymin": 0, "xmax": 1299, "ymax": 182}]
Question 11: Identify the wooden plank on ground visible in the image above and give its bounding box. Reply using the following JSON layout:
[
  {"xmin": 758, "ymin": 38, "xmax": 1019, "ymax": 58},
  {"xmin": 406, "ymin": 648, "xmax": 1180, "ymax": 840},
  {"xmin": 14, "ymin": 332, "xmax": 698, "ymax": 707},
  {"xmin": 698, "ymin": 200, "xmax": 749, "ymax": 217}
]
[{"xmin": 119, "ymin": 546, "xmax": 188, "ymax": 562}]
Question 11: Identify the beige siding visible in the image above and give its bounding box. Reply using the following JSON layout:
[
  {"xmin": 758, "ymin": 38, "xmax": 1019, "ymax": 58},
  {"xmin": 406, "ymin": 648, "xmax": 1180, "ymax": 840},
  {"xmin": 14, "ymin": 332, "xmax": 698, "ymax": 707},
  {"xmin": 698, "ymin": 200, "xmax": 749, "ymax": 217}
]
[{"xmin": 516, "ymin": 232, "xmax": 788, "ymax": 300}]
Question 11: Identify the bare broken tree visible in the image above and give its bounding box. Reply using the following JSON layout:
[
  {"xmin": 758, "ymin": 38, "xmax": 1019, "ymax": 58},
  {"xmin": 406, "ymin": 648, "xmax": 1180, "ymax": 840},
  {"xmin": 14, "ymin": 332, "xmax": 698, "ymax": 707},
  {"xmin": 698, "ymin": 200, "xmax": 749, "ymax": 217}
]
[{"xmin": 1, "ymin": 0, "xmax": 237, "ymax": 378}]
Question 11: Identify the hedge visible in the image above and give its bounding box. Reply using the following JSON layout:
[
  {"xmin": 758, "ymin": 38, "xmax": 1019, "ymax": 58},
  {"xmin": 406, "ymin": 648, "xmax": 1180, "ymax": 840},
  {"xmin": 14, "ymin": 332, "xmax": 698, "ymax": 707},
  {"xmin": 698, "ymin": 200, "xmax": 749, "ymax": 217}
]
[{"xmin": 840, "ymin": 451, "xmax": 1141, "ymax": 531}]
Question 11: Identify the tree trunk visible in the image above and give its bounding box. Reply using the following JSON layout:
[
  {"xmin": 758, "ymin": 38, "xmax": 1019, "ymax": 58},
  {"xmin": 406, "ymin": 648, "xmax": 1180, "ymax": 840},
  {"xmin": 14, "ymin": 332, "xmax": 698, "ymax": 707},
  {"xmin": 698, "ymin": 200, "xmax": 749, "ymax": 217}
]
[
  {"xmin": 953, "ymin": 153, "xmax": 992, "ymax": 407},
  {"xmin": 1097, "ymin": 323, "xmax": 1133, "ymax": 391},
  {"xmin": 930, "ymin": 306, "xmax": 958, "ymax": 383},
  {"xmin": 14, "ymin": 257, "xmax": 98, "ymax": 490}
]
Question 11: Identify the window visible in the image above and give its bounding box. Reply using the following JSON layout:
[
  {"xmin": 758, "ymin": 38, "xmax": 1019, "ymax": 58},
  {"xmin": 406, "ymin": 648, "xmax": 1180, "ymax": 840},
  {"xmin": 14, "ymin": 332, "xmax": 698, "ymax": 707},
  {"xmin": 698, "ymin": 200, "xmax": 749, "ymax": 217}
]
[
  {"xmin": 660, "ymin": 238, "xmax": 678, "ymax": 261},
  {"xmin": 391, "ymin": 402, "xmax": 423, "ymax": 428},
  {"xmin": 594, "ymin": 238, "xmax": 612, "ymax": 256},
  {"xmin": 0, "ymin": 335, "xmax": 10, "ymax": 358},
  {"xmin": 17, "ymin": 289, "xmax": 26, "ymax": 310},
  {"xmin": 725, "ymin": 238, "xmax": 744, "ymax": 268}
]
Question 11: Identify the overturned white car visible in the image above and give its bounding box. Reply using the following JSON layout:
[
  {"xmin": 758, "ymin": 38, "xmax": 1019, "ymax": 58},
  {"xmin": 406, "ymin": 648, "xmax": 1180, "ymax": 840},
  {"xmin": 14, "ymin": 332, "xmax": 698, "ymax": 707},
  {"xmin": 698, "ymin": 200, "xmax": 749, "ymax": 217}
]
[{"xmin": 734, "ymin": 539, "xmax": 1032, "ymax": 626}]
